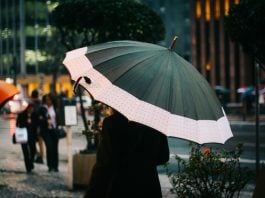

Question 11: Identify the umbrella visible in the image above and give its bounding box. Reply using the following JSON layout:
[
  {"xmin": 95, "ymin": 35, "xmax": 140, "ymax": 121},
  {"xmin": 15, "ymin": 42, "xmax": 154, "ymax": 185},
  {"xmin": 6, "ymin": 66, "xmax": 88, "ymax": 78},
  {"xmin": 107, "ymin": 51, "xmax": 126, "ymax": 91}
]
[
  {"xmin": 0, "ymin": 80, "xmax": 20, "ymax": 109},
  {"xmin": 237, "ymin": 86, "xmax": 255, "ymax": 100},
  {"xmin": 237, "ymin": 86, "xmax": 254, "ymax": 94},
  {"xmin": 63, "ymin": 40, "xmax": 233, "ymax": 144},
  {"xmin": 214, "ymin": 86, "xmax": 230, "ymax": 95},
  {"xmin": 214, "ymin": 86, "xmax": 230, "ymax": 108}
]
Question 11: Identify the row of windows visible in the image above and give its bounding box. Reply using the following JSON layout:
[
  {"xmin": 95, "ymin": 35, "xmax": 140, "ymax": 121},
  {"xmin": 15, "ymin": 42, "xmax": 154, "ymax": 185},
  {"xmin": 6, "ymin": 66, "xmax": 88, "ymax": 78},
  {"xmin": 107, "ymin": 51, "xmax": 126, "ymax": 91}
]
[
  {"xmin": 192, "ymin": 0, "xmax": 254, "ymax": 102},
  {"xmin": 196, "ymin": 0, "xmax": 240, "ymax": 21}
]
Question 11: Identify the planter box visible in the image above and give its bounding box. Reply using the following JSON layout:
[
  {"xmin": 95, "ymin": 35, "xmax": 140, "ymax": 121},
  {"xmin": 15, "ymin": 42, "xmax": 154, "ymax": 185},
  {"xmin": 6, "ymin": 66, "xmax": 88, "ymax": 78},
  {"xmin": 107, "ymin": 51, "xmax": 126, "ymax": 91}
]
[{"xmin": 73, "ymin": 153, "xmax": 96, "ymax": 187}]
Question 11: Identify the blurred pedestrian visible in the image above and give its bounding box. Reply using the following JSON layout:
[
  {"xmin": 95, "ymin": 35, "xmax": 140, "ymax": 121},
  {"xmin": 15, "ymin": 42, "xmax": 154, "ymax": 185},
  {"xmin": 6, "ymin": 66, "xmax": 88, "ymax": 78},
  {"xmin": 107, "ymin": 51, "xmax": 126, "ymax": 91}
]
[
  {"xmin": 16, "ymin": 103, "xmax": 38, "ymax": 173},
  {"xmin": 38, "ymin": 93, "xmax": 61, "ymax": 172},
  {"xmin": 85, "ymin": 108, "xmax": 169, "ymax": 198},
  {"xmin": 30, "ymin": 89, "xmax": 44, "ymax": 164}
]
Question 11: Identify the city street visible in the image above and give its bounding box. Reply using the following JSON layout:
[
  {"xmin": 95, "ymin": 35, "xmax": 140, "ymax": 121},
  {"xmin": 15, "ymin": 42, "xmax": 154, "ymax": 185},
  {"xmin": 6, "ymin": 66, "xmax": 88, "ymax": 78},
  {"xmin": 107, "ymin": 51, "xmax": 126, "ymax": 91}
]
[
  {"xmin": 1, "ymin": 113, "xmax": 264, "ymax": 197},
  {"xmin": 0, "ymin": 114, "xmax": 174, "ymax": 197},
  {"xmin": 0, "ymin": 114, "xmax": 86, "ymax": 197}
]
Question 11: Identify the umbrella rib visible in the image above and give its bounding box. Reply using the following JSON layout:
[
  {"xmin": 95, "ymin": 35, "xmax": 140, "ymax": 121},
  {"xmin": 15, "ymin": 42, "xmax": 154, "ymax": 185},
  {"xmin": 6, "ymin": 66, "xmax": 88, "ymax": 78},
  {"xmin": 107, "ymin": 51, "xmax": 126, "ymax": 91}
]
[
  {"xmin": 148, "ymin": 52, "xmax": 172, "ymax": 109},
  {"xmin": 90, "ymin": 47, "xmax": 161, "ymax": 67},
  {"xmin": 172, "ymin": 55, "xmax": 205, "ymax": 120},
  {"xmin": 179, "ymin": 57, "xmax": 221, "ymax": 120},
  {"xmin": 111, "ymin": 52, "xmax": 160, "ymax": 84}
]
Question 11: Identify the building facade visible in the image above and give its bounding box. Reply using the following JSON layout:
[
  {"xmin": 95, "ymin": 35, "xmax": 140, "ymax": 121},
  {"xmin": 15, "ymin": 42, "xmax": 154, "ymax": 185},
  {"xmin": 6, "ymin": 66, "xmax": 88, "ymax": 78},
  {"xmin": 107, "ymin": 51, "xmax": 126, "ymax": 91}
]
[
  {"xmin": 190, "ymin": 0, "xmax": 254, "ymax": 102},
  {"xmin": 146, "ymin": 0, "xmax": 257, "ymax": 102}
]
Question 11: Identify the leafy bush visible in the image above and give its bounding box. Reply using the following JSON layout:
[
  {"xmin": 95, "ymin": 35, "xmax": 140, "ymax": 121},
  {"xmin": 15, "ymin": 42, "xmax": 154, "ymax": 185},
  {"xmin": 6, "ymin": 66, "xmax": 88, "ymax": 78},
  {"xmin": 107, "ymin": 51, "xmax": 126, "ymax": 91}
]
[{"xmin": 167, "ymin": 144, "xmax": 253, "ymax": 198}]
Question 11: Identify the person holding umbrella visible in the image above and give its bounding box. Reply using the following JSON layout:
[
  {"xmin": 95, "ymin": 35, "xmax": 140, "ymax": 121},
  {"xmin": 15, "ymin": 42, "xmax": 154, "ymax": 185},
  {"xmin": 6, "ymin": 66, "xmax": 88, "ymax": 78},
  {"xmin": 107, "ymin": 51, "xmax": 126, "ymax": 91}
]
[{"xmin": 85, "ymin": 107, "xmax": 169, "ymax": 198}]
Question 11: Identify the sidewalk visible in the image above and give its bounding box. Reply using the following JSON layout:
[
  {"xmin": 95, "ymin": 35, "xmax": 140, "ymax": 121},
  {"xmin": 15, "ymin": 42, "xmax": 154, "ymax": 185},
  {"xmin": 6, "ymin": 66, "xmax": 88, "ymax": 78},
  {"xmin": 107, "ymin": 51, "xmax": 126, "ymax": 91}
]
[
  {"xmin": 0, "ymin": 119, "xmax": 83, "ymax": 197},
  {"xmin": 1, "ymin": 113, "xmax": 264, "ymax": 197},
  {"xmin": 0, "ymin": 116, "xmax": 175, "ymax": 198}
]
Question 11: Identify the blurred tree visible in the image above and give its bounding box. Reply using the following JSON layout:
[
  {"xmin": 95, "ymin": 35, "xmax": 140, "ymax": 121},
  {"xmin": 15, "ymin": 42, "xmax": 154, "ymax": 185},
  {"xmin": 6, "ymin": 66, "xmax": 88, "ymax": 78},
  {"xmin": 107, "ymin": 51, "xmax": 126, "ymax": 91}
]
[
  {"xmin": 50, "ymin": 0, "xmax": 165, "ymax": 50},
  {"xmin": 44, "ymin": 30, "xmax": 67, "ymax": 92},
  {"xmin": 224, "ymin": 0, "xmax": 265, "ymax": 66}
]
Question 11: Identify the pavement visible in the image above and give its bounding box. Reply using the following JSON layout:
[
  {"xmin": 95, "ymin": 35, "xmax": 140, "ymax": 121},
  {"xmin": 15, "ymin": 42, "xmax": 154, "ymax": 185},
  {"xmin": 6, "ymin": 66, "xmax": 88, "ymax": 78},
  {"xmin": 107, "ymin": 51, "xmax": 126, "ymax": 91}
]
[
  {"xmin": 0, "ymin": 113, "xmax": 264, "ymax": 197},
  {"xmin": 0, "ymin": 114, "xmax": 175, "ymax": 198}
]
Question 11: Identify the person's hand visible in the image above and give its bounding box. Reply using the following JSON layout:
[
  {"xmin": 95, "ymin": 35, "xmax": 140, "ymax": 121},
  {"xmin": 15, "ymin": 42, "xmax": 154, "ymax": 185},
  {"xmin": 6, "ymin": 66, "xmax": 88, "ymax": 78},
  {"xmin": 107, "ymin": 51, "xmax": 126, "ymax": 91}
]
[
  {"xmin": 48, "ymin": 118, "xmax": 52, "ymax": 128},
  {"xmin": 27, "ymin": 118, "xmax": 31, "ymax": 124}
]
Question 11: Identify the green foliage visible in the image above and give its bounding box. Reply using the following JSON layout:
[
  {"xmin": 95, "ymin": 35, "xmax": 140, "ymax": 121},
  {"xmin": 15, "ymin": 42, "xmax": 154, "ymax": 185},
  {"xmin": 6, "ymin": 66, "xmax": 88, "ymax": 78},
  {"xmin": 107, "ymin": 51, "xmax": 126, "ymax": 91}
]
[
  {"xmin": 224, "ymin": 0, "xmax": 265, "ymax": 65},
  {"xmin": 50, "ymin": 0, "xmax": 165, "ymax": 50},
  {"xmin": 167, "ymin": 144, "xmax": 253, "ymax": 198}
]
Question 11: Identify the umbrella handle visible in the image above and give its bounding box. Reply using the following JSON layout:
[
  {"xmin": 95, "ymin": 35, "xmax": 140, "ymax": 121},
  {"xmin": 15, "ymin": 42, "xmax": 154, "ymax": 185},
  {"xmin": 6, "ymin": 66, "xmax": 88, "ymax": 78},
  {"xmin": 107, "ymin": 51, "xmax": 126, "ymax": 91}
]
[
  {"xmin": 73, "ymin": 76, "xmax": 91, "ymax": 95},
  {"xmin": 169, "ymin": 36, "xmax": 178, "ymax": 50}
]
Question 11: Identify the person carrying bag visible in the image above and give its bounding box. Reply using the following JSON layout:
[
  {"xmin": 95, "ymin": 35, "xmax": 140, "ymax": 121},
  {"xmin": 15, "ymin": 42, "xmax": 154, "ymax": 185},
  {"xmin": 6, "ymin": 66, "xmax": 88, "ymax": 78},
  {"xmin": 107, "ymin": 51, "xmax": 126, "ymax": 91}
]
[
  {"xmin": 15, "ymin": 103, "xmax": 38, "ymax": 173},
  {"xmin": 13, "ymin": 127, "xmax": 28, "ymax": 144}
]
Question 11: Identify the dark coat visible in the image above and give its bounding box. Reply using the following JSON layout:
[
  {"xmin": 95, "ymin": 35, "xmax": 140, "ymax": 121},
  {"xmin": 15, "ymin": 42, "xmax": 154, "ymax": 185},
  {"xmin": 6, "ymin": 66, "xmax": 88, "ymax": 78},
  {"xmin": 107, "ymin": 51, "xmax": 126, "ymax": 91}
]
[
  {"xmin": 85, "ymin": 112, "xmax": 129, "ymax": 198},
  {"xmin": 109, "ymin": 122, "xmax": 170, "ymax": 198},
  {"xmin": 37, "ymin": 105, "xmax": 61, "ymax": 171},
  {"xmin": 16, "ymin": 109, "xmax": 38, "ymax": 142},
  {"xmin": 38, "ymin": 105, "xmax": 61, "ymax": 133},
  {"xmin": 16, "ymin": 107, "xmax": 38, "ymax": 172},
  {"xmin": 85, "ymin": 113, "xmax": 169, "ymax": 198}
]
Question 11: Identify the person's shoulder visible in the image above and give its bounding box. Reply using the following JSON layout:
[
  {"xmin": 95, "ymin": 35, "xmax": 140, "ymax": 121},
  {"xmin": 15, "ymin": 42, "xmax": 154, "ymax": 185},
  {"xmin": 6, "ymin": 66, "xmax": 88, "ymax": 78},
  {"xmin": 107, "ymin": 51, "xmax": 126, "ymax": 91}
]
[
  {"xmin": 128, "ymin": 122, "xmax": 161, "ymax": 135},
  {"xmin": 103, "ymin": 113, "xmax": 128, "ymax": 125},
  {"xmin": 38, "ymin": 105, "xmax": 47, "ymax": 114},
  {"xmin": 103, "ymin": 114, "xmax": 115, "ymax": 124},
  {"xmin": 17, "ymin": 111, "xmax": 24, "ymax": 117},
  {"xmin": 17, "ymin": 110, "xmax": 26, "ymax": 121}
]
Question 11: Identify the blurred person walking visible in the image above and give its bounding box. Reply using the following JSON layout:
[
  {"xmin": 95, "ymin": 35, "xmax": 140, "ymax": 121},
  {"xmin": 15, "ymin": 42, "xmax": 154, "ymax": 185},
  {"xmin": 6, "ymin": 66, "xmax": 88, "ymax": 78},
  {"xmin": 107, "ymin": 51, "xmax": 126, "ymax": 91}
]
[
  {"xmin": 38, "ymin": 93, "xmax": 61, "ymax": 172},
  {"xmin": 16, "ymin": 103, "xmax": 38, "ymax": 173},
  {"xmin": 30, "ymin": 89, "xmax": 44, "ymax": 164}
]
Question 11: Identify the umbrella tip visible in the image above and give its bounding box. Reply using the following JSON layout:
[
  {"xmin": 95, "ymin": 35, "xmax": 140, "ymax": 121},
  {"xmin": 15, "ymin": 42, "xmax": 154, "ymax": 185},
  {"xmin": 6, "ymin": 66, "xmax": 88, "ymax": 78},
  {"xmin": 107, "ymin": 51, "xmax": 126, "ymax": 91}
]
[{"xmin": 169, "ymin": 36, "xmax": 178, "ymax": 50}]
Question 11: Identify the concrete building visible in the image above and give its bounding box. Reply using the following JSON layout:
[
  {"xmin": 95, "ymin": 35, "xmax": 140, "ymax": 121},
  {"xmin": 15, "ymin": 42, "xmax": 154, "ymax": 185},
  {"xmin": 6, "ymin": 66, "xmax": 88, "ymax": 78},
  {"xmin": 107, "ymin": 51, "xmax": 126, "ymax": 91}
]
[{"xmin": 190, "ymin": 0, "xmax": 254, "ymax": 102}]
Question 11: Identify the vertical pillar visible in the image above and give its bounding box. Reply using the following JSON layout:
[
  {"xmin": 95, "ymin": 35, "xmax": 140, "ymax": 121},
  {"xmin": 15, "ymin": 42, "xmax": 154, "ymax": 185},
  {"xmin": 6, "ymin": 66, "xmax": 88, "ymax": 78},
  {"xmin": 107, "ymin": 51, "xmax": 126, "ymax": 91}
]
[
  {"xmin": 0, "ymin": 1, "xmax": 3, "ymax": 75},
  {"xmin": 19, "ymin": 0, "xmax": 26, "ymax": 74},
  {"xmin": 5, "ymin": 0, "xmax": 10, "ymax": 75},
  {"xmin": 67, "ymin": 126, "xmax": 73, "ymax": 190},
  {"xmin": 228, "ymin": 0, "xmax": 236, "ymax": 102},
  {"xmin": 200, "ymin": 0, "xmax": 206, "ymax": 76},
  {"xmin": 191, "ymin": 1, "xmax": 197, "ymax": 67},
  {"xmin": 34, "ymin": 0, "xmax": 39, "ymax": 73},
  {"xmin": 255, "ymin": 62, "xmax": 260, "ymax": 176},
  {"xmin": 209, "ymin": 0, "xmax": 216, "ymax": 85},
  {"xmin": 12, "ymin": 0, "xmax": 17, "ymax": 85},
  {"xmin": 219, "ymin": 0, "xmax": 226, "ymax": 86},
  {"xmin": 239, "ymin": 46, "xmax": 246, "ymax": 86},
  {"xmin": 190, "ymin": 1, "xmax": 197, "ymax": 67},
  {"xmin": 229, "ymin": 40, "xmax": 236, "ymax": 101}
]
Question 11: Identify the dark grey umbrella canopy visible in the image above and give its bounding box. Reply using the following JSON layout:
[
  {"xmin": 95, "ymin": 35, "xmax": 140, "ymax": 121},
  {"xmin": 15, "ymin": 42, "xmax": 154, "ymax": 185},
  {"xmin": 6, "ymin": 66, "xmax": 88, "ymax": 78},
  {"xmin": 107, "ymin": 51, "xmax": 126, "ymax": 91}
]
[
  {"xmin": 84, "ymin": 41, "xmax": 223, "ymax": 121},
  {"xmin": 63, "ymin": 40, "xmax": 233, "ymax": 144}
]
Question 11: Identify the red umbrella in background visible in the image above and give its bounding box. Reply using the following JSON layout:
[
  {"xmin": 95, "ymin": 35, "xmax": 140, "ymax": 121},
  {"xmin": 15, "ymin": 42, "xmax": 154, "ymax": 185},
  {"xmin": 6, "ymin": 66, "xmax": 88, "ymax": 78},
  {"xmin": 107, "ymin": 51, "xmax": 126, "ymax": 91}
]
[{"xmin": 0, "ymin": 80, "xmax": 20, "ymax": 109}]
